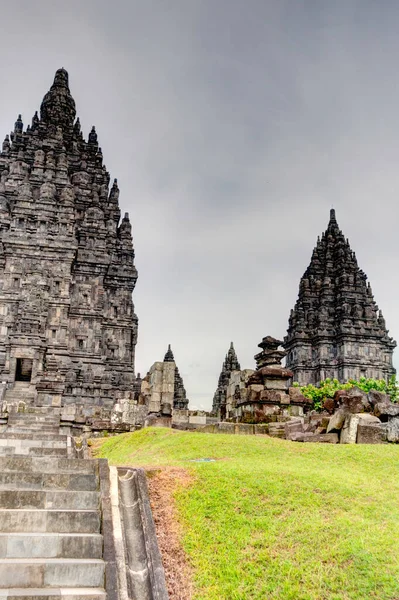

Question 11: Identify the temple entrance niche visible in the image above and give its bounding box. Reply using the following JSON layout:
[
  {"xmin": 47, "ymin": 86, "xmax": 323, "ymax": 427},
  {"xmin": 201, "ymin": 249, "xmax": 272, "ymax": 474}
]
[{"xmin": 15, "ymin": 358, "xmax": 33, "ymax": 382}]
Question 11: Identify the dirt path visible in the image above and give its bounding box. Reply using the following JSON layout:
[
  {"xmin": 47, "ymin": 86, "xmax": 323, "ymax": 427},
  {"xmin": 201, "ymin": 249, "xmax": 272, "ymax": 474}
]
[{"xmin": 146, "ymin": 467, "xmax": 194, "ymax": 600}]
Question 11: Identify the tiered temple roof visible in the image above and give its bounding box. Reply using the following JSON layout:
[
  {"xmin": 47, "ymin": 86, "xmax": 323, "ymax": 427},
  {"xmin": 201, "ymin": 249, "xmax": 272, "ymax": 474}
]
[{"xmin": 284, "ymin": 209, "xmax": 396, "ymax": 384}]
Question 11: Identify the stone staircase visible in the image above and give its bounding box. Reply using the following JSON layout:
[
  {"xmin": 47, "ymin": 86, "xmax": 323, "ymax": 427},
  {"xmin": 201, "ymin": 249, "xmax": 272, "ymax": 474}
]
[{"xmin": 0, "ymin": 402, "xmax": 107, "ymax": 600}]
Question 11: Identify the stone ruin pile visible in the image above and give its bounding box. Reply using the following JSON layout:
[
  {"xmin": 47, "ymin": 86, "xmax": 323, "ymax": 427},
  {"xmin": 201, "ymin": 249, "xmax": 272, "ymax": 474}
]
[
  {"xmin": 212, "ymin": 335, "xmax": 399, "ymax": 444},
  {"xmin": 224, "ymin": 336, "xmax": 313, "ymax": 426},
  {"xmin": 285, "ymin": 386, "xmax": 399, "ymax": 444}
]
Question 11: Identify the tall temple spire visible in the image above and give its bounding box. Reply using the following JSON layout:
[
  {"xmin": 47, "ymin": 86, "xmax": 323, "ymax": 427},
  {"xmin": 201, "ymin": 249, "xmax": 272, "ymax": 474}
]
[
  {"xmin": 0, "ymin": 68, "xmax": 138, "ymax": 420},
  {"xmin": 212, "ymin": 342, "xmax": 241, "ymax": 414},
  {"xmin": 284, "ymin": 209, "xmax": 396, "ymax": 384}
]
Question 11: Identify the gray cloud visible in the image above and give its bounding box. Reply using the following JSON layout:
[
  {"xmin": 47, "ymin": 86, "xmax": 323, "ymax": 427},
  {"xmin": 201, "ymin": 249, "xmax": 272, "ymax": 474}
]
[{"xmin": 1, "ymin": 0, "xmax": 399, "ymax": 408}]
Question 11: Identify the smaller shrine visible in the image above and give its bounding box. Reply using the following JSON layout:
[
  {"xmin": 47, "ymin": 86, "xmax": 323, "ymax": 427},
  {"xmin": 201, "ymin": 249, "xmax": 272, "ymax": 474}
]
[{"xmin": 224, "ymin": 336, "xmax": 313, "ymax": 424}]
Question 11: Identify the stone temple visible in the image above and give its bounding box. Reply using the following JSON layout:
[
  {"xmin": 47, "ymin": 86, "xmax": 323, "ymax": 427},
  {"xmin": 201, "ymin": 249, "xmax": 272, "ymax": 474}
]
[
  {"xmin": 0, "ymin": 69, "xmax": 138, "ymax": 423},
  {"xmin": 284, "ymin": 209, "xmax": 396, "ymax": 384},
  {"xmin": 212, "ymin": 342, "xmax": 240, "ymax": 418}
]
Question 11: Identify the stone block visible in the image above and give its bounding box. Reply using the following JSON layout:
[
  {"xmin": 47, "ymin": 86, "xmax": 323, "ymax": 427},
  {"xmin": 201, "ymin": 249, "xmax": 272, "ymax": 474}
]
[
  {"xmin": 254, "ymin": 424, "xmax": 269, "ymax": 435},
  {"xmin": 288, "ymin": 387, "xmax": 309, "ymax": 405},
  {"xmin": 242, "ymin": 369, "xmax": 255, "ymax": 383},
  {"xmin": 259, "ymin": 366, "xmax": 293, "ymax": 379},
  {"xmin": 340, "ymin": 413, "xmax": 381, "ymax": 444},
  {"xmin": 339, "ymin": 387, "xmax": 371, "ymax": 414},
  {"xmin": 249, "ymin": 389, "xmax": 261, "ymax": 402},
  {"xmin": 327, "ymin": 409, "xmax": 347, "ymax": 432},
  {"xmin": 323, "ymin": 398, "xmax": 336, "ymax": 414},
  {"xmin": 263, "ymin": 379, "xmax": 287, "ymax": 391},
  {"xmin": 268, "ymin": 422, "xmax": 286, "ymax": 438},
  {"xmin": 357, "ymin": 423, "xmax": 387, "ymax": 444},
  {"xmin": 235, "ymin": 423, "xmax": 254, "ymax": 435},
  {"xmin": 260, "ymin": 390, "xmax": 281, "ymax": 403},
  {"xmin": 195, "ymin": 424, "xmax": 216, "ymax": 433},
  {"xmin": 285, "ymin": 420, "xmax": 303, "ymax": 440},
  {"xmin": 189, "ymin": 415, "xmax": 206, "ymax": 425},
  {"xmin": 387, "ymin": 417, "xmax": 399, "ymax": 442},
  {"xmin": 288, "ymin": 405, "xmax": 304, "ymax": 417},
  {"xmin": 374, "ymin": 402, "xmax": 399, "ymax": 418},
  {"xmin": 302, "ymin": 433, "xmax": 338, "ymax": 443},
  {"xmin": 145, "ymin": 415, "xmax": 172, "ymax": 428},
  {"xmin": 289, "ymin": 432, "xmax": 305, "ymax": 442},
  {"xmin": 367, "ymin": 390, "xmax": 391, "ymax": 407},
  {"xmin": 217, "ymin": 422, "xmax": 235, "ymax": 434}
]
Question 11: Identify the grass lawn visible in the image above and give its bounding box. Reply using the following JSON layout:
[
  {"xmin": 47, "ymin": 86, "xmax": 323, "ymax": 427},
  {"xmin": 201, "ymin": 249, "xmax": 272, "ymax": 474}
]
[{"xmin": 95, "ymin": 428, "xmax": 399, "ymax": 600}]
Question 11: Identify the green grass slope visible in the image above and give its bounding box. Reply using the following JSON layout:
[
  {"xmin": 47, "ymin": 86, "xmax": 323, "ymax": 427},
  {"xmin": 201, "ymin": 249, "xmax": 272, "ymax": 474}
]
[{"xmin": 96, "ymin": 428, "xmax": 399, "ymax": 600}]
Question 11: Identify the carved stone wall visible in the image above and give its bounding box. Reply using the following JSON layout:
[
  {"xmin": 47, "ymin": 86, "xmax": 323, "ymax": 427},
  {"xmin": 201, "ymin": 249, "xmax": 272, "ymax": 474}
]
[{"xmin": 0, "ymin": 69, "xmax": 138, "ymax": 424}]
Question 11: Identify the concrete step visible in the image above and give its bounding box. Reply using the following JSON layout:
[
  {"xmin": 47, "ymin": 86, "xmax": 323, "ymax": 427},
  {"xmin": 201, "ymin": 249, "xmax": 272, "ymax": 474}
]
[
  {"xmin": 0, "ymin": 457, "xmax": 98, "ymax": 475},
  {"xmin": 6, "ymin": 428, "xmax": 61, "ymax": 435},
  {"xmin": 0, "ymin": 509, "xmax": 101, "ymax": 533},
  {"xmin": 0, "ymin": 434, "xmax": 67, "ymax": 442},
  {"xmin": 0, "ymin": 533, "xmax": 103, "ymax": 559},
  {"xmin": 0, "ymin": 558, "xmax": 104, "ymax": 588},
  {"xmin": 0, "ymin": 587, "xmax": 106, "ymax": 600},
  {"xmin": 0, "ymin": 490, "xmax": 99, "ymax": 510},
  {"xmin": 8, "ymin": 419, "xmax": 60, "ymax": 426},
  {"xmin": 0, "ymin": 472, "xmax": 98, "ymax": 491},
  {"xmin": 0, "ymin": 447, "xmax": 68, "ymax": 458},
  {"xmin": 0, "ymin": 440, "xmax": 66, "ymax": 449}
]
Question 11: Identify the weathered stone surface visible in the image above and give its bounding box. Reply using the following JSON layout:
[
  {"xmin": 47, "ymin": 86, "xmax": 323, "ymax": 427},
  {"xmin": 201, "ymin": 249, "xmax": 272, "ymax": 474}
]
[
  {"xmin": 367, "ymin": 390, "xmax": 391, "ymax": 407},
  {"xmin": 284, "ymin": 420, "xmax": 303, "ymax": 440},
  {"xmin": 235, "ymin": 423, "xmax": 254, "ymax": 435},
  {"xmin": 374, "ymin": 402, "xmax": 399, "ymax": 418},
  {"xmin": 319, "ymin": 433, "xmax": 339, "ymax": 443},
  {"xmin": 387, "ymin": 417, "xmax": 399, "ymax": 442},
  {"xmin": 326, "ymin": 409, "xmax": 347, "ymax": 433},
  {"xmin": 339, "ymin": 387, "xmax": 371, "ymax": 414},
  {"xmin": 254, "ymin": 424, "xmax": 269, "ymax": 435},
  {"xmin": 260, "ymin": 390, "xmax": 284, "ymax": 403},
  {"xmin": 217, "ymin": 422, "xmax": 235, "ymax": 434},
  {"xmin": 323, "ymin": 398, "xmax": 336, "ymax": 414},
  {"xmin": 357, "ymin": 423, "xmax": 387, "ymax": 444},
  {"xmin": 284, "ymin": 209, "xmax": 396, "ymax": 384},
  {"xmin": 258, "ymin": 366, "xmax": 293, "ymax": 379},
  {"xmin": 268, "ymin": 422, "xmax": 286, "ymax": 438},
  {"xmin": 341, "ymin": 413, "xmax": 381, "ymax": 444},
  {"xmin": 303, "ymin": 433, "xmax": 338, "ymax": 443},
  {"xmin": 289, "ymin": 432, "xmax": 305, "ymax": 442},
  {"xmin": 195, "ymin": 424, "xmax": 216, "ymax": 433},
  {"xmin": 0, "ymin": 69, "xmax": 139, "ymax": 428}
]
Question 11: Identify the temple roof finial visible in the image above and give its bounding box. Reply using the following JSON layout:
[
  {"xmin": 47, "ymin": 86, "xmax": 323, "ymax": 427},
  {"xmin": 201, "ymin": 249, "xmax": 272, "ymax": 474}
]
[
  {"xmin": 40, "ymin": 68, "xmax": 76, "ymax": 131},
  {"xmin": 164, "ymin": 344, "xmax": 175, "ymax": 362}
]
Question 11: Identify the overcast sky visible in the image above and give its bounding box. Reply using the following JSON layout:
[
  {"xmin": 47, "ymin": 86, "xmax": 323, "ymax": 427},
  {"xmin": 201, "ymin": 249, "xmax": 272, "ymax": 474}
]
[{"xmin": 1, "ymin": 1, "xmax": 399, "ymax": 409}]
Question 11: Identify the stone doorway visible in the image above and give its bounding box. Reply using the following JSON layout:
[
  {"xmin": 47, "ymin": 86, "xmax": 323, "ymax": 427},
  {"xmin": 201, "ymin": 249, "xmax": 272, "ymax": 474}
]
[{"xmin": 15, "ymin": 358, "xmax": 33, "ymax": 382}]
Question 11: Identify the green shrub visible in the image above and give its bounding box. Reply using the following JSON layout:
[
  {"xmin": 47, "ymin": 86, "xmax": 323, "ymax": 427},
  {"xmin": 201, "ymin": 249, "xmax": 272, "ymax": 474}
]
[{"xmin": 296, "ymin": 375, "xmax": 398, "ymax": 410}]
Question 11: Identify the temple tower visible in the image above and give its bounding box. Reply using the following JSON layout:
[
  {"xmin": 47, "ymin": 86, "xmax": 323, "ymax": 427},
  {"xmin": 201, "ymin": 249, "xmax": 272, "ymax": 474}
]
[
  {"xmin": 0, "ymin": 69, "xmax": 138, "ymax": 412},
  {"xmin": 164, "ymin": 345, "xmax": 189, "ymax": 409},
  {"xmin": 212, "ymin": 342, "xmax": 241, "ymax": 416},
  {"xmin": 284, "ymin": 209, "xmax": 396, "ymax": 384}
]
